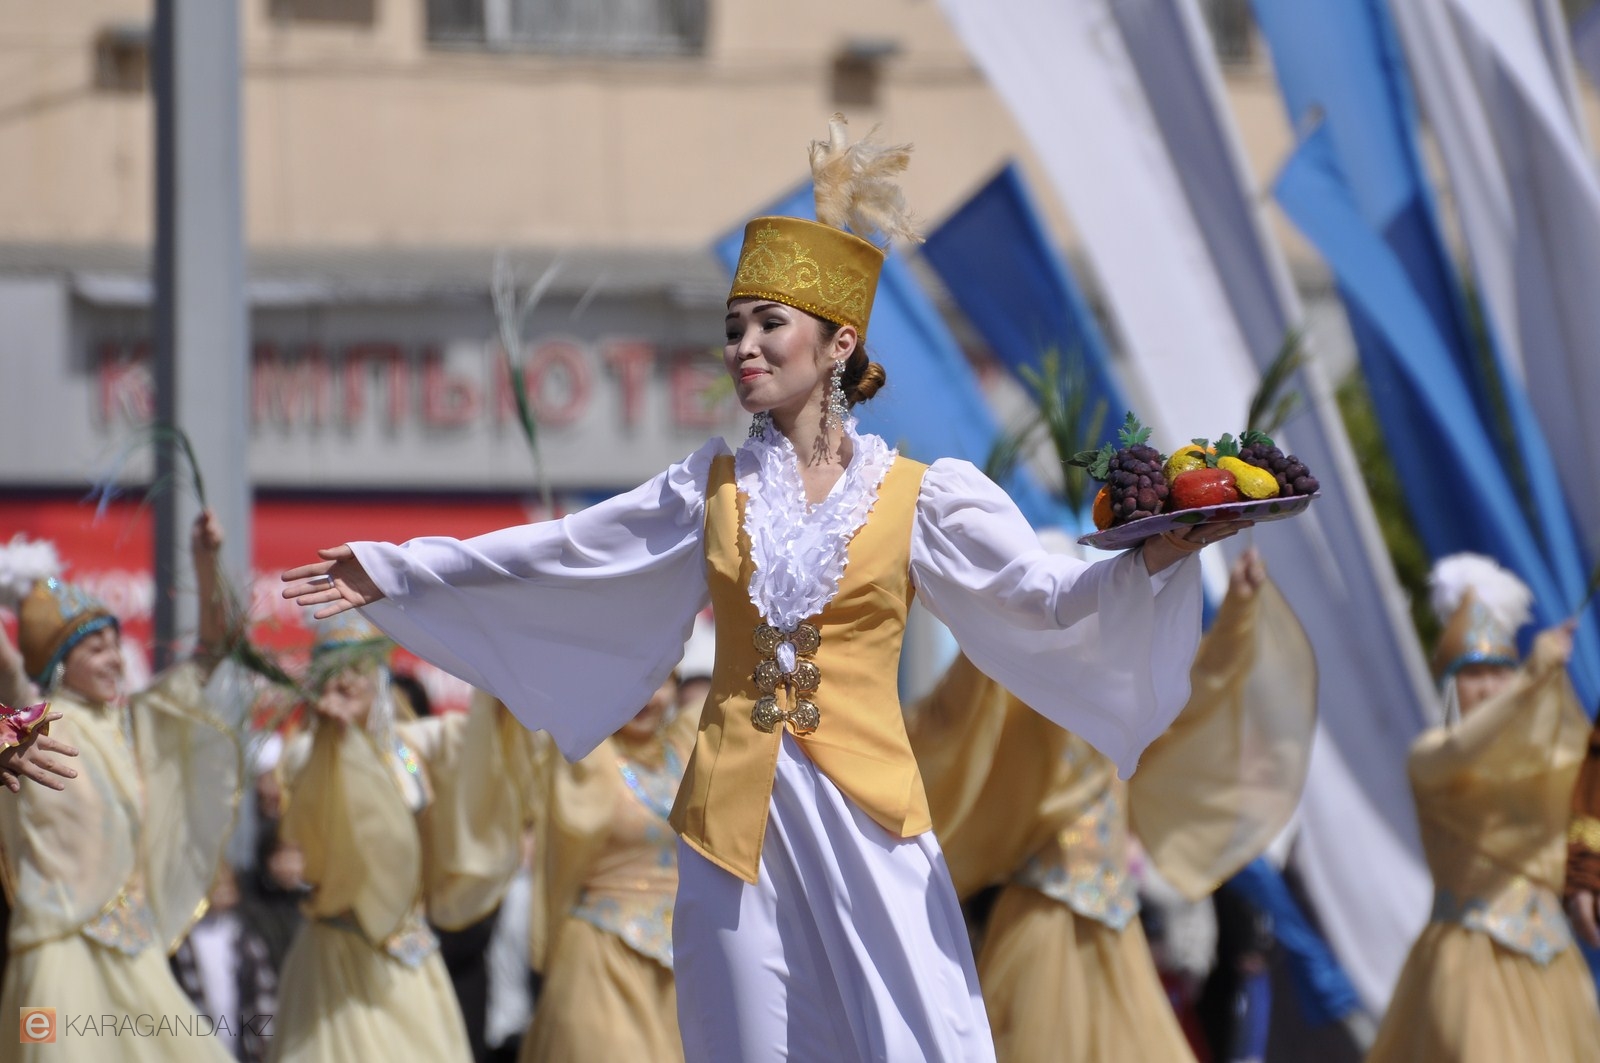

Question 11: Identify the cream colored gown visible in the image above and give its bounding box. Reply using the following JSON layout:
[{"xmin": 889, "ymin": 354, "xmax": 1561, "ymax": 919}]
[
  {"xmin": 269, "ymin": 695, "xmax": 522, "ymax": 1063},
  {"xmin": 908, "ymin": 577, "xmax": 1316, "ymax": 1063},
  {"xmin": 1367, "ymin": 652, "xmax": 1600, "ymax": 1062},
  {"xmin": 518, "ymin": 705, "xmax": 697, "ymax": 1063},
  {"xmin": 0, "ymin": 663, "xmax": 245, "ymax": 1061}
]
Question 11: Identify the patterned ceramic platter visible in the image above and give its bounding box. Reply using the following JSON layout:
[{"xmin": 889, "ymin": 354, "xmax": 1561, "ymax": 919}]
[{"xmin": 1076, "ymin": 493, "xmax": 1319, "ymax": 551}]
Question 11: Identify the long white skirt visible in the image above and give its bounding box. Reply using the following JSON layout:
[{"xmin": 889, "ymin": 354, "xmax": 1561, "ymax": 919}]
[{"xmin": 674, "ymin": 735, "xmax": 995, "ymax": 1062}]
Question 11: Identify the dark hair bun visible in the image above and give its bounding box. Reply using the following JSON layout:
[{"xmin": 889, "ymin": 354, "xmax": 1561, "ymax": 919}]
[{"xmin": 843, "ymin": 351, "xmax": 886, "ymax": 406}]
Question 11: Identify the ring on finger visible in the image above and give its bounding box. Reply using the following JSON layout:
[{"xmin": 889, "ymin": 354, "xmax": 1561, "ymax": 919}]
[{"xmin": 309, "ymin": 574, "xmax": 335, "ymax": 588}]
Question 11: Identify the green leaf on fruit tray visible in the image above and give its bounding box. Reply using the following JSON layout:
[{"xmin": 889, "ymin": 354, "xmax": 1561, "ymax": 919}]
[{"xmin": 1115, "ymin": 411, "xmax": 1152, "ymax": 449}]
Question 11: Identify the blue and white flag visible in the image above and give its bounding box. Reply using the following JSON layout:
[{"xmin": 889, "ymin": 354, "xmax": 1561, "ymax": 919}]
[
  {"xmin": 921, "ymin": 161, "xmax": 1130, "ymax": 444},
  {"xmin": 1253, "ymin": 0, "xmax": 1600, "ymax": 704},
  {"xmin": 936, "ymin": 0, "xmax": 1435, "ymax": 1012},
  {"xmin": 1387, "ymin": 0, "xmax": 1600, "ymax": 656}
]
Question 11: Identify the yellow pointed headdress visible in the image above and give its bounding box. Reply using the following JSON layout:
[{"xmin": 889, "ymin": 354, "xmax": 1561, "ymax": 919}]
[
  {"xmin": 307, "ymin": 612, "xmax": 393, "ymax": 688},
  {"xmin": 1428, "ymin": 553, "xmax": 1532, "ymax": 682},
  {"xmin": 727, "ymin": 114, "xmax": 921, "ymax": 339},
  {"xmin": 0, "ymin": 536, "xmax": 118, "ymax": 687}
]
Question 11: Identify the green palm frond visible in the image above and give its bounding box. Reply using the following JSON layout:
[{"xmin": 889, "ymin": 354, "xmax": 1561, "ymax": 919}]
[
  {"xmin": 89, "ymin": 423, "xmax": 310, "ymax": 707},
  {"xmin": 984, "ymin": 346, "xmax": 1110, "ymax": 514},
  {"xmin": 1577, "ymin": 562, "xmax": 1600, "ymax": 619},
  {"xmin": 985, "ymin": 414, "xmax": 1042, "ymax": 484},
  {"xmin": 491, "ymin": 254, "xmax": 563, "ymax": 513},
  {"xmin": 1247, "ymin": 329, "xmax": 1307, "ymax": 437}
]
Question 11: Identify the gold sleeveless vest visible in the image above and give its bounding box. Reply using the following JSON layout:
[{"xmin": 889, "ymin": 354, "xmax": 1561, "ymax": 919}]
[{"xmin": 668, "ymin": 452, "xmax": 932, "ymax": 883}]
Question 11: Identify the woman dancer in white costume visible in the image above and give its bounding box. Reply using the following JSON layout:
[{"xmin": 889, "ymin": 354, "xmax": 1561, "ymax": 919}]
[{"xmin": 283, "ymin": 116, "xmax": 1238, "ymax": 1061}]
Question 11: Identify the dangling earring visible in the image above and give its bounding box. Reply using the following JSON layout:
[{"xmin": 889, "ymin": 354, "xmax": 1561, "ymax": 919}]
[
  {"xmin": 48, "ymin": 662, "xmax": 64, "ymax": 692},
  {"xmin": 825, "ymin": 359, "xmax": 848, "ymax": 430},
  {"xmin": 748, "ymin": 411, "xmax": 772, "ymax": 439}
]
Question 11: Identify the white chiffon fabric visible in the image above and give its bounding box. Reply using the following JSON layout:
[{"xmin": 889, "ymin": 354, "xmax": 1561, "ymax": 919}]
[
  {"xmin": 674, "ymin": 735, "xmax": 993, "ymax": 1063},
  {"xmin": 353, "ymin": 430, "xmax": 1201, "ymax": 778},
  {"xmin": 353, "ymin": 429, "xmax": 1201, "ymax": 1062}
]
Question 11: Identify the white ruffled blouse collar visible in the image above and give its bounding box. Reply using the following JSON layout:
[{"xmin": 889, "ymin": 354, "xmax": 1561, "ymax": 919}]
[{"xmin": 735, "ymin": 418, "xmax": 898, "ymax": 633}]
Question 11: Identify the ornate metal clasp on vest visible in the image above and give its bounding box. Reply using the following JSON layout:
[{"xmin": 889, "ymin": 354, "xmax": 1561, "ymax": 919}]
[{"xmin": 750, "ymin": 622, "xmax": 822, "ymax": 736}]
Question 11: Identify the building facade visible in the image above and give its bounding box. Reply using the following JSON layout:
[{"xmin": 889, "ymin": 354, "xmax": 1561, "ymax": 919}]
[{"xmin": 1, "ymin": 0, "xmax": 1596, "ymax": 698}]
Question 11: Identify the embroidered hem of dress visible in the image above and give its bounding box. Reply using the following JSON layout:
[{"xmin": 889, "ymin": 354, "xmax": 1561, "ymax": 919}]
[
  {"xmin": 319, "ymin": 909, "xmax": 440, "ymax": 968},
  {"xmin": 1013, "ymin": 855, "xmax": 1140, "ymax": 932},
  {"xmin": 572, "ymin": 893, "xmax": 675, "ymax": 970},
  {"xmin": 81, "ymin": 883, "xmax": 160, "ymax": 956},
  {"xmin": 736, "ymin": 417, "xmax": 897, "ymax": 632},
  {"xmin": 1430, "ymin": 882, "xmax": 1573, "ymax": 965}
]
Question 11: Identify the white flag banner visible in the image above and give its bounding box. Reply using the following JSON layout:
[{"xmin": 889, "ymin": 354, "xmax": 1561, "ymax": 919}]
[
  {"xmin": 936, "ymin": 0, "xmax": 1436, "ymax": 1011},
  {"xmin": 1390, "ymin": 0, "xmax": 1600, "ymax": 542}
]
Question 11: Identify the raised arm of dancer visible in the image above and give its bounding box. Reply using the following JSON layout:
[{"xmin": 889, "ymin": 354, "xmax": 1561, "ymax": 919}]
[{"xmin": 1410, "ymin": 624, "xmax": 1580, "ymax": 791}]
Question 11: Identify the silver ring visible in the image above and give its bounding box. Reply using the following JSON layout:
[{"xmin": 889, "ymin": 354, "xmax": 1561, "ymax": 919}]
[{"xmin": 310, "ymin": 574, "xmax": 334, "ymax": 587}]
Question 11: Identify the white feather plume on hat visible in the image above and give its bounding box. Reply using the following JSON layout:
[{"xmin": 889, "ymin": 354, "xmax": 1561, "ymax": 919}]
[
  {"xmin": 1428, "ymin": 553, "xmax": 1533, "ymax": 633},
  {"xmin": 809, "ymin": 113, "xmax": 922, "ymax": 247},
  {"xmin": 0, "ymin": 535, "xmax": 62, "ymax": 611}
]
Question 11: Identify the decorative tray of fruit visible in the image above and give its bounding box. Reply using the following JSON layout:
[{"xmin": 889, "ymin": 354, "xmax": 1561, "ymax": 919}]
[{"xmin": 1072, "ymin": 417, "xmax": 1320, "ymax": 551}]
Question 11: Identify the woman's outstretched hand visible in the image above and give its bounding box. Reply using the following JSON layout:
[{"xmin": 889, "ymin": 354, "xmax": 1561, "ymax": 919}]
[
  {"xmin": 0, "ymin": 713, "xmax": 79, "ymax": 792},
  {"xmin": 1141, "ymin": 520, "xmax": 1253, "ymax": 574},
  {"xmin": 281, "ymin": 546, "xmax": 385, "ymax": 619}
]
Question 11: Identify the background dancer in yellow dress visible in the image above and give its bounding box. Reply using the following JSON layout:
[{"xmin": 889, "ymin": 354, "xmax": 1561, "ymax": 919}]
[
  {"xmin": 908, "ymin": 546, "xmax": 1316, "ymax": 1062},
  {"xmin": 1367, "ymin": 554, "xmax": 1600, "ymax": 1062},
  {"xmin": 0, "ymin": 512, "xmax": 245, "ymax": 1061},
  {"xmin": 269, "ymin": 614, "xmax": 522, "ymax": 1063},
  {"xmin": 282, "ymin": 116, "xmax": 1242, "ymax": 1061},
  {"xmin": 1563, "ymin": 665, "xmax": 1600, "ymax": 947},
  {"xmin": 516, "ymin": 672, "xmax": 696, "ymax": 1062}
]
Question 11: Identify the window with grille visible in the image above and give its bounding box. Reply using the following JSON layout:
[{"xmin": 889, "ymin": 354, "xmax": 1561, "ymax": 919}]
[
  {"xmin": 268, "ymin": 0, "xmax": 376, "ymax": 22},
  {"xmin": 1202, "ymin": 0, "xmax": 1254, "ymax": 65},
  {"xmin": 426, "ymin": 0, "xmax": 708, "ymax": 56}
]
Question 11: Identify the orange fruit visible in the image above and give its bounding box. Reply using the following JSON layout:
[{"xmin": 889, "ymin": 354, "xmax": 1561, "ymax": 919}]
[{"xmin": 1092, "ymin": 485, "xmax": 1114, "ymax": 530}]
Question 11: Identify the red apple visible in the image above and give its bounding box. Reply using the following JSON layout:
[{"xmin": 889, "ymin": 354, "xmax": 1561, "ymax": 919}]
[{"xmin": 1170, "ymin": 468, "xmax": 1240, "ymax": 510}]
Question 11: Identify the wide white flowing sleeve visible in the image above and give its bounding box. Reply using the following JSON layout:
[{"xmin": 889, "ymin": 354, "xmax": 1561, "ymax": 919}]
[
  {"xmin": 350, "ymin": 438, "xmax": 726, "ymax": 761},
  {"xmin": 910, "ymin": 458, "xmax": 1203, "ymax": 778}
]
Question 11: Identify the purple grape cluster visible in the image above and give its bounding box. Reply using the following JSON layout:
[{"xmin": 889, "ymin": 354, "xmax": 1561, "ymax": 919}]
[
  {"xmin": 1072, "ymin": 413, "xmax": 1171, "ymax": 525},
  {"xmin": 1239, "ymin": 430, "xmax": 1320, "ymax": 497},
  {"xmin": 1107, "ymin": 442, "xmax": 1168, "ymax": 522}
]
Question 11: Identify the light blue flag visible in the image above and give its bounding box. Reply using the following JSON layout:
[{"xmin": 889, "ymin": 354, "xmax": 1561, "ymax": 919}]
[
  {"xmin": 1254, "ymin": 0, "xmax": 1599, "ymax": 704},
  {"xmin": 714, "ymin": 183, "xmax": 1065, "ymax": 528}
]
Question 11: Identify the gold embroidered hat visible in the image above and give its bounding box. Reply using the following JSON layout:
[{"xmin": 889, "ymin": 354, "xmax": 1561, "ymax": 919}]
[
  {"xmin": 0, "ymin": 536, "xmax": 118, "ymax": 686},
  {"xmin": 729, "ymin": 219, "xmax": 884, "ymax": 336},
  {"xmin": 307, "ymin": 612, "xmax": 393, "ymax": 688},
  {"xmin": 1428, "ymin": 553, "xmax": 1532, "ymax": 681},
  {"xmin": 19, "ymin": 577, "xmax": 118, "ymax": 687},
  {"xmin": 727, "ymin": 114, "xmax": 921, "ymax": 339}
]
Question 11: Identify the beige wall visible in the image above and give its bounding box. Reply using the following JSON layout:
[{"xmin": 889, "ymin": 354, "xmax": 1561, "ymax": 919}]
[{"xmin": 0, "ymin": 2, "xmax": 1595, "ymax": 266}]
